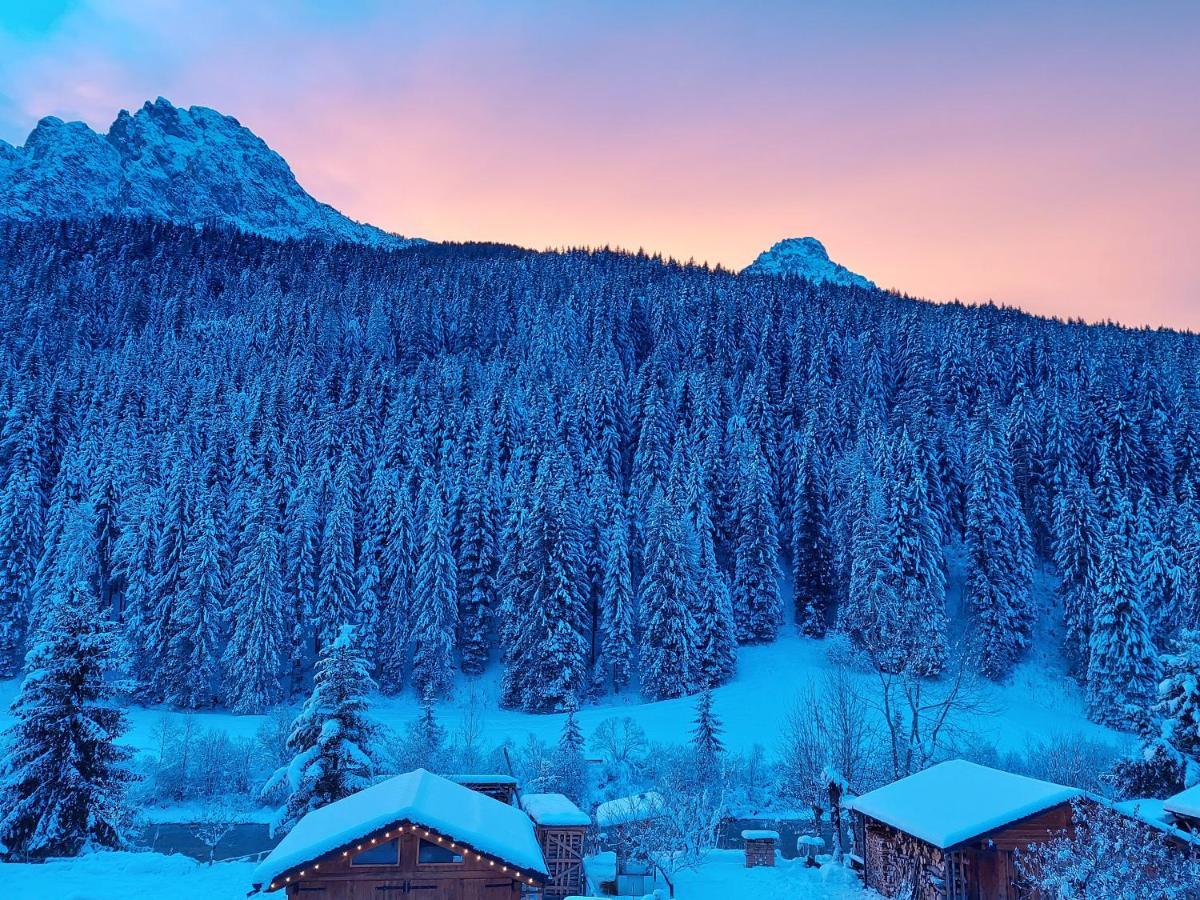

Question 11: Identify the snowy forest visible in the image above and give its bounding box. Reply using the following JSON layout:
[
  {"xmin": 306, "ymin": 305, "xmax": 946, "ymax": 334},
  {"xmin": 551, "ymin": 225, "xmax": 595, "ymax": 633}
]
[{"xmin": 0, "ymin": 215, "xmax": 1194, "ymax": 729}]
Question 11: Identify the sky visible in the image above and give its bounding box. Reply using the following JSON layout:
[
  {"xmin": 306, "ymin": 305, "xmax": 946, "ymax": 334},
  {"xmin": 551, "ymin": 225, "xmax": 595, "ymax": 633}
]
[{"xmin": 1, "ymin": 1, "xmax": 1198, "ymax": 329}]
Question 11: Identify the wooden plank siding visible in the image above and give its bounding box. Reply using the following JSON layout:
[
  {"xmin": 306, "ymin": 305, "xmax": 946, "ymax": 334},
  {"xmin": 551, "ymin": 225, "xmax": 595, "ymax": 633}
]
[
  {"xmin": 857, "ymin": 801, "xmax": 1077, "ymax": 900},
  {"xmin": 267, "ymin": 819, "xmax": 543, "ymax": 900}
]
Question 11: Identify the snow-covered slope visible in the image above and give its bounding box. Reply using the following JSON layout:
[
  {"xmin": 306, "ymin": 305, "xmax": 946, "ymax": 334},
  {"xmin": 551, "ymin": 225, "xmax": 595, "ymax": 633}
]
[
  {"xmin": 0, "ymin": 98, "xmax": 419, "ymax": 247},
  {"xmin": 743, "ymin": 236, "xmax": 874, "ymax": 288}
]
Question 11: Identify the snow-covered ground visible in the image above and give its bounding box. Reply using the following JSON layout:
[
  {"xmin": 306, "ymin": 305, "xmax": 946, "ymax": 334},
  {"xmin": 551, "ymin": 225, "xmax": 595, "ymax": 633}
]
[
  {"xmin": 672, "ymin": 851, "xmax": 870, "ymax": 899},
  {"xmin": 0, "ymin": 852, "xmax": 258, "ymax": 900},
  {"xmin": 0, "ymin": 850, "xmax": 868, "ymax": 900},
  {"xmin": 0, "ymin": 625, "xmax": 1125, "ymax": 766}
]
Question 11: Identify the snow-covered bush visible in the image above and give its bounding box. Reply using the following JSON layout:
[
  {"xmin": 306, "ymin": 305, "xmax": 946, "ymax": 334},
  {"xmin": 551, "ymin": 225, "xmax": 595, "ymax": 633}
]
[{"xmin": 1016, "ymin": 799, "xmax": 1200, "ymax": 898}]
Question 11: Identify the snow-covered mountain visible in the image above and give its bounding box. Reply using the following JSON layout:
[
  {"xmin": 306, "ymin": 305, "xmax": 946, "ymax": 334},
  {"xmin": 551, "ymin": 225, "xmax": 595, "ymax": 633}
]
[
  {"xmin": 0, "ymin": 97, "xmax": 419, "ymax": 247},
  {"xmin": 743, "ymin": 236, "xmax": 874, "ymax": 288}
]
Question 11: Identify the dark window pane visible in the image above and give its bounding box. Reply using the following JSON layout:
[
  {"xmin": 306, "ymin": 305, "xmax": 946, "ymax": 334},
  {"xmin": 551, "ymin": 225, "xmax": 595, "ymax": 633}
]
[
  {"xmin": 418, "ymin": 839, "xmax": 463, "ymax": 864},
  {"xmin": 351, "ymin": 839, "xmax": 399, "ymax": 865}
]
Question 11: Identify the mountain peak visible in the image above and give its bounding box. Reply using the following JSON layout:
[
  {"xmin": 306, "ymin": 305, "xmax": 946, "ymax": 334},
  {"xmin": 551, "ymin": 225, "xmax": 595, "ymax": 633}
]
[
  {"xmin": 743, "ymin": 236, "xmax": 874, "ymax": 289},
  {"xmin": 0, "ymin": 99, "xmax": 420, "ymax": 248}
]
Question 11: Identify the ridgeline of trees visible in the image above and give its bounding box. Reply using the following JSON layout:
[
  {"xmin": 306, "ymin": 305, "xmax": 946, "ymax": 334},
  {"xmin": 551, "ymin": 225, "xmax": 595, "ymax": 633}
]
[{"xmin": 0, "ymin": 217, "xmax": 1195, "ymax": 730}]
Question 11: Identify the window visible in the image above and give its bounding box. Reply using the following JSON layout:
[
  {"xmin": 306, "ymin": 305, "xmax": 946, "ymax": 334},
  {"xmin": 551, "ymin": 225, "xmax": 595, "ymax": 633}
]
[
  {"xmin": 418, "ymin": 838, "xmax": 464, "ymax": 864},
  {"xmin": 351, "ymin": 839, "xmax": 399, "ymax": 866}
]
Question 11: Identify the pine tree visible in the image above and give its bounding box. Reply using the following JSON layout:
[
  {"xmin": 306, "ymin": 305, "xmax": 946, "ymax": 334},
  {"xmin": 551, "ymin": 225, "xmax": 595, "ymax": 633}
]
[
  {"xmin": 264, "ymin": 625, "xmax": 377, "ymax": 835},
  {"xmin": 691, "ymin": 688, "xmax": 725, "ymax": 778},
  {"xmin": 284, "ymin": 485, "xmax": 320, "ymax": 694},
  {"xmin": 223, "ymin": 477, "xmax": 286, "ymax": 713},
  {"xmin": 791, "ymin": 421, "xmax": 834, "ymax": 637},
  {"xmin": 1138, "ymin": 494, "xmax": 1187, "ymax": 645},
  {"xmin": 966, "ymin": 415, "xmax": 1034, "ymax": 678},
  {"xmin": 840, "ymin": 462, "xmax": 904, "ymax": 670},
  {"xmin": 730, "ymin": 419, "xmax": 781, "ymax": 643},
  {"xmin": 317, "ymin": 458, "xmax": 358, "ymax": 655},
  {"xmin": 551, "ymin": 697, "xmax": 587, "ymax": 803},
  {"xmin": 1087, "ymin": 496, "xmax": 1160, "ymax": 728},
  {"xmin": 598, "ymin": 510, "xmax": 635, "ymax": 693},
  {"xmin": 377, "ymin": 474, "xmax": 415, "ymax": 694},
  {"xmin": 457, "ymin": 452, "xmax": 499, "ymax": 675},
  {"xmin": 410, "ymin": 481, "xmax": 457, "ymax": 698},
  {"xmin": 691, "ymin": 490, "xmax": 737, "ymax": 689},
  {"xmin": 639, "ymin": 488, "xmax": 698, "ymax": 700},
  {"xmin": 1159, "ymin": 631, "xmax": 1200, "ymax": 765},
  {"xmin": 111, "ymin": 487, "xmax": 163, "ymax": 692},
  {"xmin": 0, "ymin": 501, "xmax": 134, "ymax": 857},
  {"xmin": 503, "ymin": 463, "xmax": 590, "ymax": 711},
  {"xmin": 0, "ymin": 420, "xmax": 43, "ymax": 677},
  {"xmin": 1052, "ymin": 473, "xmax": 1101, "ymax": 672},
  {"xmin": 883, "ymin": 430, "xmax": 948, "ymax": 675},
  {"xmin": 168, "ymin": 476, "xmax": 225, "ymax": 708}
]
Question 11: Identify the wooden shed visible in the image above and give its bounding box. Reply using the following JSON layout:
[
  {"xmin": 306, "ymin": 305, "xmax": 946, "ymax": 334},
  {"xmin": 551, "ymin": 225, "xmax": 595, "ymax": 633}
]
[
  {"xmin": 1164, "ymin": 783, "xmax": 1200, "ymax": 833},
  {"xmin": 520, "ymin": 793, "xmax": 590, "ymax": 899},
  {"xmin": 848, "ymin": 760, "xmax": 1081, "ymax": 900},
  {"xmin": 251, "ymin": 769, "xmax": 548, "ymax": 899}
]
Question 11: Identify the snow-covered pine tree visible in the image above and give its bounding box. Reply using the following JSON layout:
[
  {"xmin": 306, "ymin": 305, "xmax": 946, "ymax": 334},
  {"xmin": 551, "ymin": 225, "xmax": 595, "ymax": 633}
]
[
  {"xmin": 1137, "ymin": 493, "xmax": 1187, "ymax": 645},
  {"xmin": 316, "ymin": 455, "xmax": 358, "ymax": 656},
  {"xmin": 1052, "ymin": 472, "xmax": 1101, "ymax": 672},
  {"xmin": 0, "ymin": 413, "xmax": 44, "ymax": 677},
  {"xmin": 223, "ymin": 476, "xmax": 286, "ymax": 713},
  {"xmin": 410, "ymin": 479, "xmax": 457, "ymax": 698},
  {"xmin": 790, "ymin": 419, "xmax": 834, "ymax": 637},
  {"xmin": 167, "ymin": 471, "xmax": 225, "ymax": 708},
  {"xmin": 639, "ymin": 487, "xmax": 698, "ymax": 700},
  {"xmin": 883, "ymin": 429, "xmax": 948, "ymax": 675},
  {"xmin": 966, "ymin": 413, "xmax": 1034, "ymax": 679},
  {"xmin": 111, "ymin": 487, "xmax": 163, "ymax": 693},
  {"xmin": 0, "ymin": 500, "xmax": 134, "ymax": 857},
  {"xmin": 283, "ymin": 482, "xmax": 319, "ymax": 695},
  {"xmin": 729, "ymin": 417, "xmax": 781, "ymax": 643},
  {"xmin": 691, "ymin": 688, "xmax": 725, "ymax": 777},
  {"xmin": 377, "ymin": 472, "xmax": 415, "ymax": 694},
  {"xmin": 1159, "ymin": 631, "xmax": 1200, "ymax": 766},
  {"xmin": 1087, "ymin": 495, "xmax": 1160, "ymax": 728},
  {"xmin": 840, "ymin": 462, "xmax": 903, "ymax": 669},
  {"xmin": 263, "ymin": 625, "xmax": 377, "ymax": 835},
  {"xmin": 457, "ymin": 446, "xmax": 499, "ymax": 675},
  {"xmin": 551, "ymin": 696, "xmax": 587, "ymax": 803},
  {"xmin": 684, "ymin": 459, "xmax": 737, "ymax": 689},
  {"xmin": 598, "ymin": 502, "xmax": 635, "ymax": 693},
  {"xmin": 503, "ymin": 460, "xmax": 590, "ymax": 711}
]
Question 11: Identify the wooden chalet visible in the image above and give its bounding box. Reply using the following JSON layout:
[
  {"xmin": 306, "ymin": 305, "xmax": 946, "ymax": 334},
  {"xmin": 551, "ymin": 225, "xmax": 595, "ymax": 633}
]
[
  {"xmin": 848, "ymin": 760, "xmax": 1081, "ymax": 900},
  {"xmin": 251, "ymin": 769, "xmax": 549, "ymax": 899},
  {"xmin": 520, "ymin": 793, "xmax": 590, "ymax": 898}
]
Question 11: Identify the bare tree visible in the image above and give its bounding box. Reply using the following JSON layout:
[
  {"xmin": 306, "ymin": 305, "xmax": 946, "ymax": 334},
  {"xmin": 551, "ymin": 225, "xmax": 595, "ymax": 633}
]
[
  {"xmin": 856, "ymin": 644, "xmax": 995, "ymax": 780},
  {"xmin": 591, "ymin": 716, "xmax": 648, "ymax": 766},
  {"xmin": 778, "ymin": 666, "xmax": 883, "ymax": 832},
  {"xmin": 191, "ymin": 798, "xmax": 238, "ymax": 865}
]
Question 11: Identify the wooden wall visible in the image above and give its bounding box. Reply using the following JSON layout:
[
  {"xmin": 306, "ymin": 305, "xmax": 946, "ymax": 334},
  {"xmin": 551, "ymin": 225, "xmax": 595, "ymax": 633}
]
[{"xmin": 270, "ymin": 821, "xmax": 539, "ymax": 900}]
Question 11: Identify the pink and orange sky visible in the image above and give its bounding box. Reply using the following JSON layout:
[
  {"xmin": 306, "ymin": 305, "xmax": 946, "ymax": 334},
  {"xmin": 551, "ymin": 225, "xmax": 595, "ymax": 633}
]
[{"xmin": 2, "ymin": 1, "xmax": 1198, "ymax": 328}]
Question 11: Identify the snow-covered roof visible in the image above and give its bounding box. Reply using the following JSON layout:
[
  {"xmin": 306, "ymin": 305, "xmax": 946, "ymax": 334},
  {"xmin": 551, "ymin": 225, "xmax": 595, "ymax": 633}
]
[
  {"xmin": 252, "ymin": 769, "xmax": 548, "ymax": 889},
  {"xmin": 595, "ymin": 792, "xmax": 665, "ymax": 828},
  {"xmin": 848, "ymin": 760, "xmax": 1081, "ymax": 849},
  {"xmin": 449, "ymin": 773, "xmax": 518, "ymax": 785},
  {"xmin": 740, "ymin": 829, "xmax": 779, "ymax": 841},
  {"xmin": 522, "ymin": 793, "xmax": 591, "ymax": 827},
  {"xmin": 1165, "ymin": 784, "xmax": 1200, "ymax": 821}
]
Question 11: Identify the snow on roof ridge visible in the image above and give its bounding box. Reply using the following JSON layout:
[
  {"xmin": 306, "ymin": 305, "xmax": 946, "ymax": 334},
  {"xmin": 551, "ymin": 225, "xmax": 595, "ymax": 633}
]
[
  {"xmin": 251, "ymin": 768, "xmax": 548, "ymax": 889},
  {"xmin": 848, "ymin": 759, "xmax": 1081, "ymax": 849}
]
